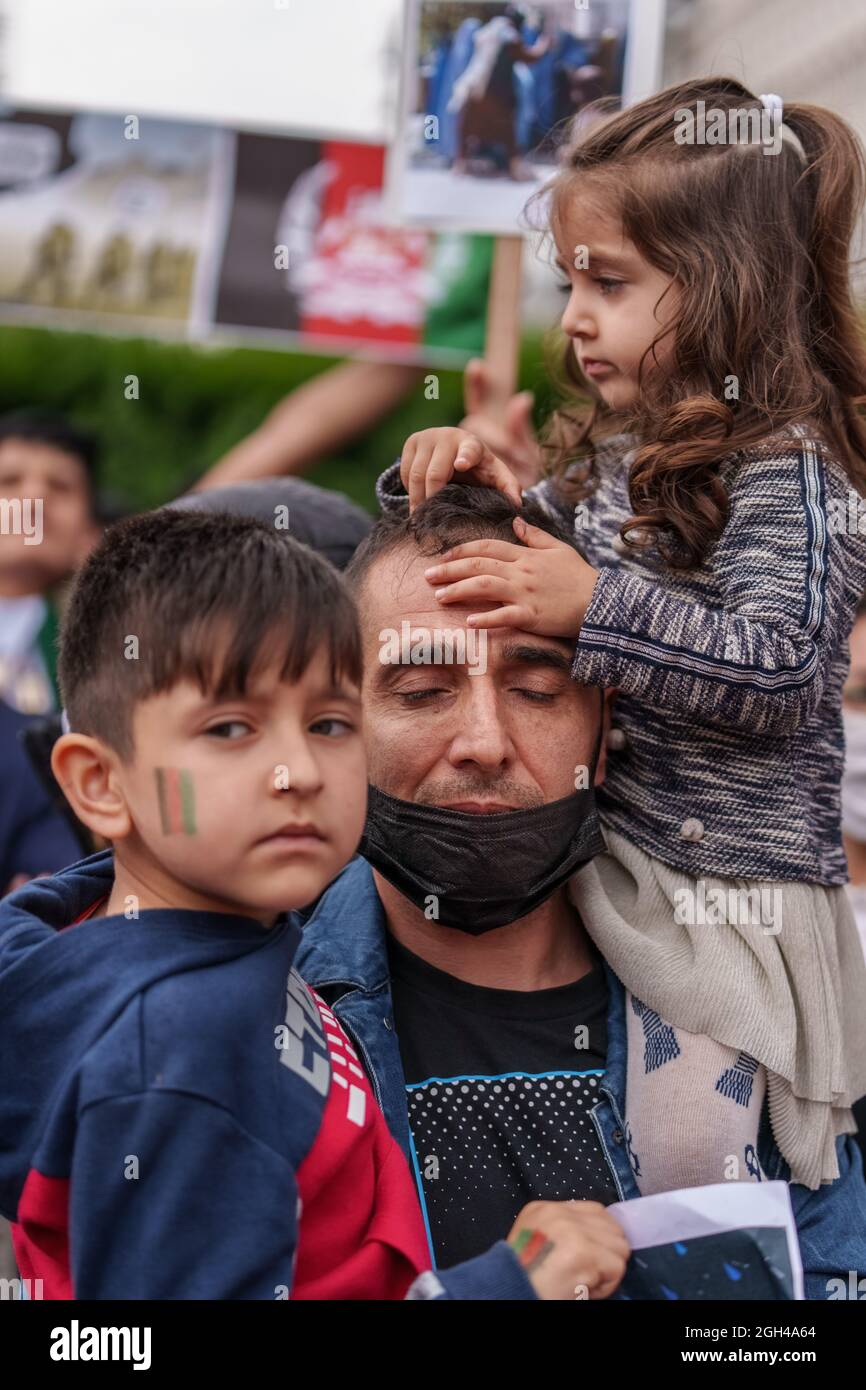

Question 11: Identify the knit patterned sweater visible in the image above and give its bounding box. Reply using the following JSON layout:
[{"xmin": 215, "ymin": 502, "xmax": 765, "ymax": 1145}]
[{"xmin": 377, "ymin": 423, "xmax": 866, "ymax": 884}]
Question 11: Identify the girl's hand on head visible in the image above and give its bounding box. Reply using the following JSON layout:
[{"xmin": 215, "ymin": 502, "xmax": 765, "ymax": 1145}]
[
  {"xmin": 400, "ymin": 427, "xmax": 523, "ymax": 512},
  {"xmin": 424, "ymin": 516, "xmax": 601, "ymax": 638}
]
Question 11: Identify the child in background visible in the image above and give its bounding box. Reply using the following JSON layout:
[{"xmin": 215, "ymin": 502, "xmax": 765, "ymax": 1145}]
[
  {"xmin": 0, "ymin": 508, "xmax": 629, "ymax": 1300},
  {"xmin": 380, "ymin": 77, "xmax": 866, "ymax": 1196},
  {"xmin": 0, "ymin": 410, "xmax": 101, "ymax": 715}
]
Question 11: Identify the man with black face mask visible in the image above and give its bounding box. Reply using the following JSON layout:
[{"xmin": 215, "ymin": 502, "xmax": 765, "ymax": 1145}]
[
  {"xmin": 294, "ymin": 483, "xmax": 866, "ymax": 1300},
  {"xmin": 296, "ymin": 486, "xmax": 621, "ymax": 1279}
]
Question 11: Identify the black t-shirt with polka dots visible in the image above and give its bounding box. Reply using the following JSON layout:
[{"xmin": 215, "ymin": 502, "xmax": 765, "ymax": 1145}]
[{"xmin": 386, "ymin": 933, "xmax": 618, "ymax": 1270}]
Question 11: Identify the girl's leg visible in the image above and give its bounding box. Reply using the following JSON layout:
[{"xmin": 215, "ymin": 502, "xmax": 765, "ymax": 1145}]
[{"xmin": 624, "ymin": 993, "xmax": 767, "ymax": 1196}]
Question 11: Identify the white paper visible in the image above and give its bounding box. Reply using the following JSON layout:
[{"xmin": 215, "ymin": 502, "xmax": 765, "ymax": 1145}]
[{"xmin": 609, "ymin": 1180, "xmax": 804, "ymax": 1300}]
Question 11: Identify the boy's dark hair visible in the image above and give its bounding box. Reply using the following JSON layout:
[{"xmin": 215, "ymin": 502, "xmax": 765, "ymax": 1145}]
[
  {"xmin": 0, "ymin": 409, "xmax": 99, "ymax": 500},
  {"xmin": 345, "ymin": 484, "xmax": 574, "ymax": 600},
  {"xmin": 59, "ymin": 508, "xmax": 361, "ymax": 759}
]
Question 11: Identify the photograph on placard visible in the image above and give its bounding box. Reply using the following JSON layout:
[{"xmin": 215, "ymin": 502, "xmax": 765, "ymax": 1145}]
[
  {"xmin": 389, "ymin": 0, "xmax": 634, "ymax": 234},
  {"xmin": 0, "ymin": 109, "xmax": 229, "ymax": 330}
]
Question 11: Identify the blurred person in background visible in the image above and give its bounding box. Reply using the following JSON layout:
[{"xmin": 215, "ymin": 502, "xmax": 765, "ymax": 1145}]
[{"xmin": 0, "ymin": 410, "xmax": 101, "ymax": 718}]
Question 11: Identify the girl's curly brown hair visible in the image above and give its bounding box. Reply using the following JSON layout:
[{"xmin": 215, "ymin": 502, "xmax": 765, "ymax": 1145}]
[{"xmin": 532, "ymin": 76, "xmax": 866, "ymax": 568}]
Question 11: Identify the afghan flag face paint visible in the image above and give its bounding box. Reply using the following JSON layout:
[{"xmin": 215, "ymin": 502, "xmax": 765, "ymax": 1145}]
[{"xmin": 155, "ymin": 768, "xmax": 197, "ymax": 835}]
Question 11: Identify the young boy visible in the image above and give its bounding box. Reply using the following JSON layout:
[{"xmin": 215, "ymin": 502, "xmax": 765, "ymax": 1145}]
[
  {"xmin": 0, "ymin": 507, "xmax": 433, "ymax": 1299},
  {"xmin": 0, "ymin": 509, "xmax": 628, "ymax": 1300}
]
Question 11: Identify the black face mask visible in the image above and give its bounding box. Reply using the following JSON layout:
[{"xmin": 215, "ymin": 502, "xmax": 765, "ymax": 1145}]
[{"xmin": 359, "ymin": 725, "xmax": 606, "ymax": 935}]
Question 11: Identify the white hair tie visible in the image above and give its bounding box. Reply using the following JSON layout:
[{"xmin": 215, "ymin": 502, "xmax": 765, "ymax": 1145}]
[
  {"xmin": 759, "ymin": 92, "xmax": 807, "ymax": 161},
  {"xmin": 759, "ymin": 92, "xmax": 784, "ymax": 122}
]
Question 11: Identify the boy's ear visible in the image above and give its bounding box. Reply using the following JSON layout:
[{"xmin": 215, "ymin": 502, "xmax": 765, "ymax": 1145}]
[
  {"xmin": 593, "ymin": 687, "xmax": 618, "ymax": 787},
  {"xmin": 51, "ymin": 733, "xmax": 132, "ymax": 842}
]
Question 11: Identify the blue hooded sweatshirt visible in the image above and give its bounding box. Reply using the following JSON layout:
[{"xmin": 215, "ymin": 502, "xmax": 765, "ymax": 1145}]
[{"xmin": 0, "ymin": 851, "xmax": 533, "ymax": 1300}]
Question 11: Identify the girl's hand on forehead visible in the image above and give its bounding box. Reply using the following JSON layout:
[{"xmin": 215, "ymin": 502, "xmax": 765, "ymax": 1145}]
[
  {"xmin": 400, "ymin": 427, "xmax": 523, "ymax": 512},
  {"xmin": 424, "ymin": 517, "xmax": 601, "ymax": 638}
]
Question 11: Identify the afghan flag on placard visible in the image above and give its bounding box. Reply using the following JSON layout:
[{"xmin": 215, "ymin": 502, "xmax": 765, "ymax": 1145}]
[{"xmin": 213, "ymin": 135, "xmax": 494, "ymax": 364}]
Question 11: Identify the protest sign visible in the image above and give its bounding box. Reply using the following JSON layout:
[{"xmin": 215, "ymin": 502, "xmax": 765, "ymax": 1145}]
[{"xmin": 0, "ymin": 108, "xmax": 492, "ymax": 366}]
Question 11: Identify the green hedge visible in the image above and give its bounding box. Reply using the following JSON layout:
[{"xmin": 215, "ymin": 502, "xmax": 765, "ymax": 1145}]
[{"xmin": 0, "ymin": 325, "xmax": 553, "ymax": 515}]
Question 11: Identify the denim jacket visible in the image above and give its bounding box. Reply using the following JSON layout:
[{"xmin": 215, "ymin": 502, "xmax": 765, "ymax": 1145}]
[{"xmin": 295, "ymin": 857, "xmax": 866, "ymax": 1301}]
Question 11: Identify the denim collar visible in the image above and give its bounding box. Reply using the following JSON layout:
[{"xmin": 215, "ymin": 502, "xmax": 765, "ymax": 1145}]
[
  {"xmin": 297, "ymin": 856, "xmax": 627, "ymax": 1107},
  {"xmin": 296, "ymin": 856, "xmax": 392, "ymax": 994},
  {"xmin": 598, "ymin": 956, "xmax": 627, "ymax": 1116}
]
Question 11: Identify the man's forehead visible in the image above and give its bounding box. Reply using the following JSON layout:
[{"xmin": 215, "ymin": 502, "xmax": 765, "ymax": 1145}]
[
  {"xmin": 362, "ymin": 545, "xmax": 468, "ymax": 620},
  {"xmin": 360, "ymin": 543, "xmax": 573, "ymax": 655}
]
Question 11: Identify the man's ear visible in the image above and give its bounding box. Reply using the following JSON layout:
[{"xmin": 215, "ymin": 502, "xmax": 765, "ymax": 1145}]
[
  {"xmin": 51, "ymin": 733, "xmax": 132, "ymax": 842},
  {"xmin": 593, "ymin": 687, "xmax": 618, "ymax": 787}
]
